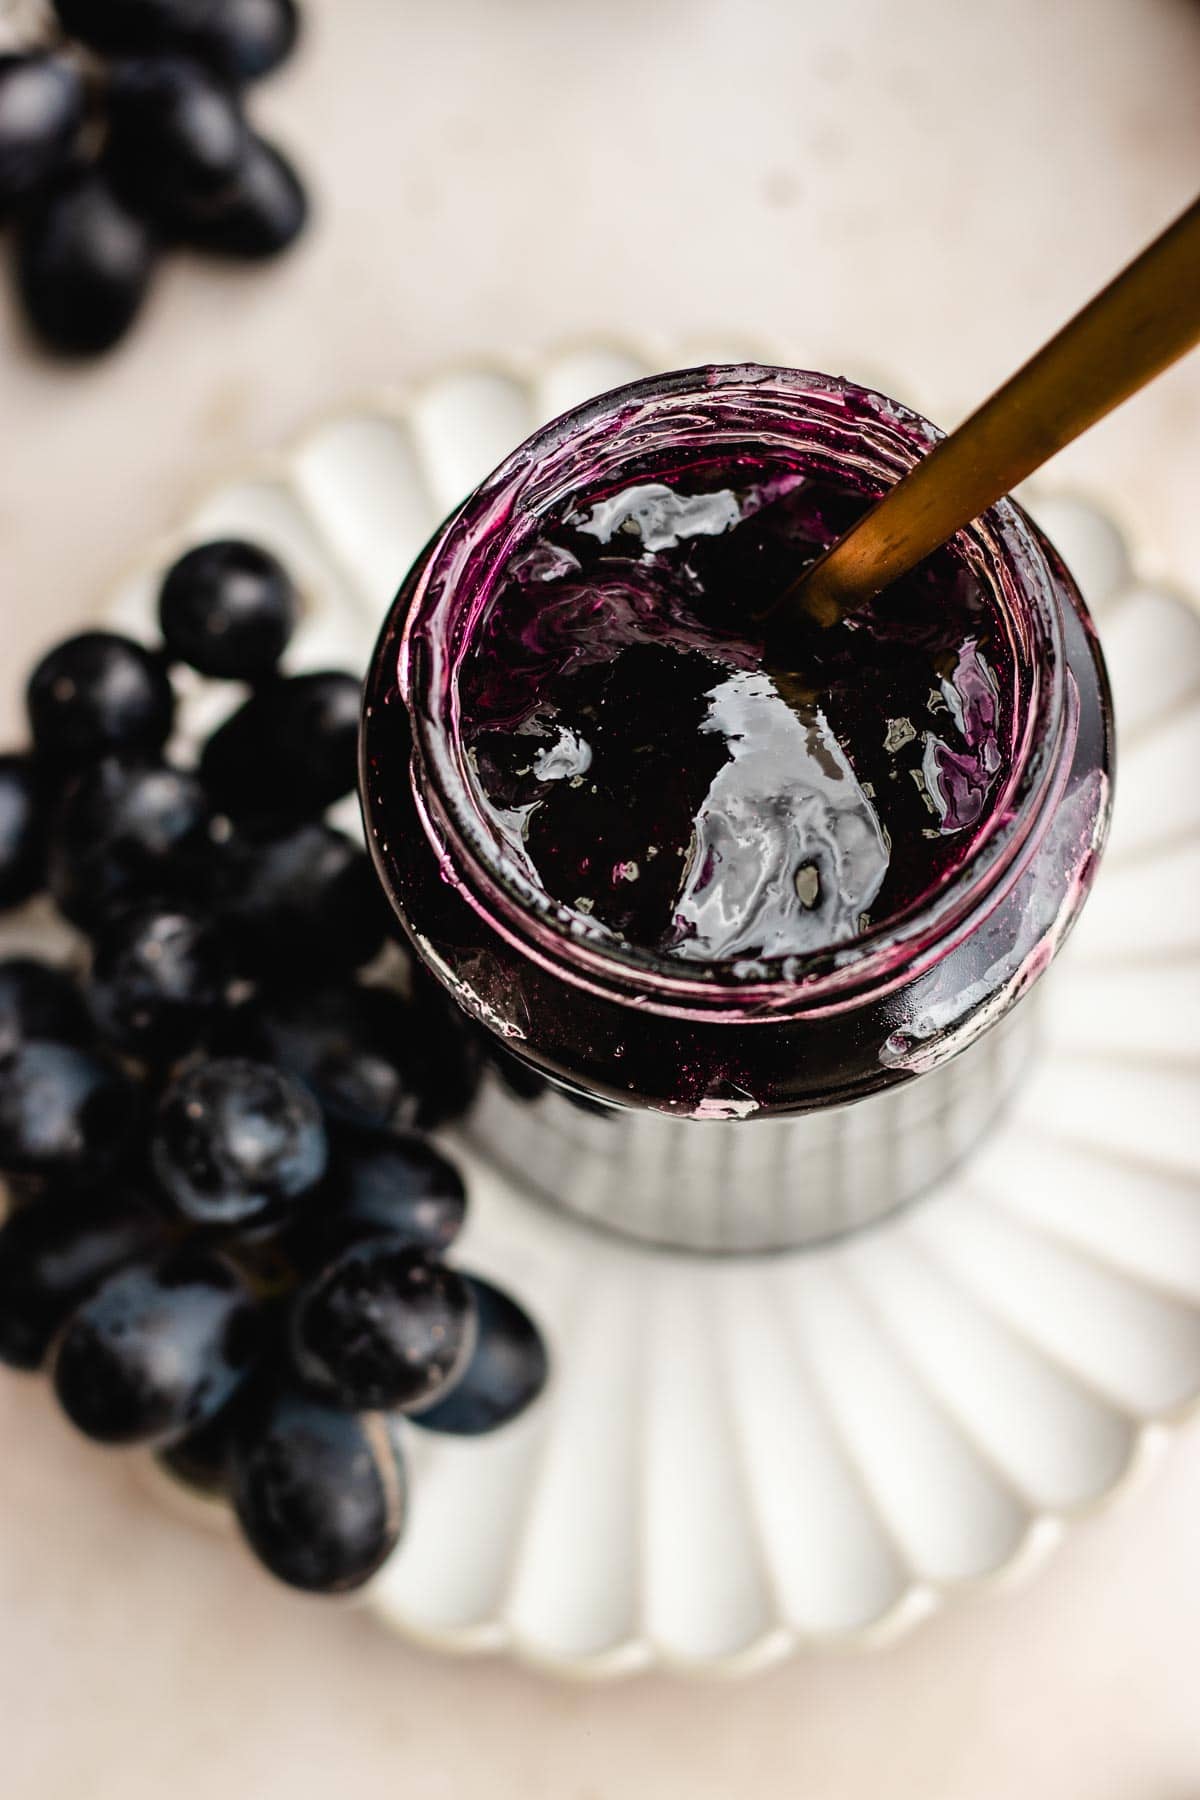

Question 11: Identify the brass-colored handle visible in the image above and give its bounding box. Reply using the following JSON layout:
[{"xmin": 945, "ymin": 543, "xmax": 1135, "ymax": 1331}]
[{"xmin": 779, "ymin": 193, "xmax": 1200, "ymax": 629}]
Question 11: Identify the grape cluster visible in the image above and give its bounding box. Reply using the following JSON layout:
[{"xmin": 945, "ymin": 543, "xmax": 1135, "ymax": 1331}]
[
  {"xmin": 0, "ymin": 538, "xmax": 548, "ymax": 1595},
  {"xmin": 0, "ymin": 0, "xmax": 307, "ymax": 357}
]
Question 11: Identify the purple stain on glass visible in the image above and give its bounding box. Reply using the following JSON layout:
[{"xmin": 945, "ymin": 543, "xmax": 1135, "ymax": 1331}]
[{"xmin": 922, "ymin": 639, "xmax": 1004, "ymax": 833}]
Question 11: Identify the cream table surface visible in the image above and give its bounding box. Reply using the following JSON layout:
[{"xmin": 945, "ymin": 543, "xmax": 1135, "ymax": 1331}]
[{"xmin": 2, "ymin": 1, "xmax": 1200, "ymax": 1795}]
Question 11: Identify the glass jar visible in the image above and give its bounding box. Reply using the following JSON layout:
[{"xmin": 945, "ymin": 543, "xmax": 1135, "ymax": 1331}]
[{"xmin": 361, "ymin": 367, "xmax": 1113, "ymax": 1251}]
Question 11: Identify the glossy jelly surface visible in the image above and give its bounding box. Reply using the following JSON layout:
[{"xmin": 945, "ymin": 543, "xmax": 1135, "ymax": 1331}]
[{"xmin": 460, "ymin": 463, "xmax": 1015, "ymax": 965}]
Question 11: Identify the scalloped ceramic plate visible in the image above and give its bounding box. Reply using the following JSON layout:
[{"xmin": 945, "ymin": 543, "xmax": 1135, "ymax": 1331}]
[{"xmin": 56, "ymin": 340, "xmax": 1198, "ymax": 1676}]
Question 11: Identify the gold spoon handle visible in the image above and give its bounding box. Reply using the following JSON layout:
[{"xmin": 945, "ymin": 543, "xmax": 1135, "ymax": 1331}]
[{"xmin": 782, "ymin": 192, "xmax": 1200, "ymax": 629}]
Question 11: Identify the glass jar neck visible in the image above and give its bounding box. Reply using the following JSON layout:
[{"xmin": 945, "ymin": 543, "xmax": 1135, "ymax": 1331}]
[{"xmin": 398, "ymin": 366, "xmax": 1069, "ymax": 1024}]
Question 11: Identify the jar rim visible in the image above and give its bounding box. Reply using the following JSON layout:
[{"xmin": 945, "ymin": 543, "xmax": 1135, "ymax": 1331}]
[{"xmin": 367, "ymin": 365, "xmax": 1071, "ymax": 1021}]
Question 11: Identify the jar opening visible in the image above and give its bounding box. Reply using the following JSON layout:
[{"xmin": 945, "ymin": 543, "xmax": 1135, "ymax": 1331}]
[{"xmin": 394, "ymin": 367, "xmax": 1067, "ymax": 1019}]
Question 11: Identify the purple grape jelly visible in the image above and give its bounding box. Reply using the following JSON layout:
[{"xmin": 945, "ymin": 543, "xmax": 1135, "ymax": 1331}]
[
  {"xmin": 460, "ymin": 466, "xmax": 1012, "ymax": 966},
  {"xmin": 362, "ymin": 368, "xmax": 1113, "ymax": 1251}
]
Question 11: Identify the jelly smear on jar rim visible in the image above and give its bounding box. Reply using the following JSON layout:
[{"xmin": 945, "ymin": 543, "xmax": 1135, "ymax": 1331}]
[{"xmin": 459, "ymin": 457, "xmax": 1014, "ymax": 966}]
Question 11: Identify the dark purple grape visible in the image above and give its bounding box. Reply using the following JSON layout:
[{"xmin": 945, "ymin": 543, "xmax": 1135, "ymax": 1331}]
[
  {"xmin": 48, "ymin": 757, "xmax": 211, "ymax": 933},
  {"xmin": 0, "ymin": 1040, "xmax": 140, "ymax": 1177},
  {"xmin": 219, "ymin": 822, "xmax": 387, "ymax": 980},
  {"xmin": 158, "ymin": 539, "xmax": 296, "ymax": 681},
  {"xmin": 203, "ymin": 0, "xmax": 299, "ymax": 81},
  {"xmin": 0, "ymin": 1185, "xmax": 165, "ymax": 1370},
  {"xmin": 207, "ymin": 0, "xmax": 298, "ymax": 80},
  {"xmin": 0, "ymin": 754, "xmax": 47, "ymax": 909},
  {"xmin": 289, "ymin": 1239, "xmax": 476, "ymax": 1411},
  {"xmin": 52, "ymin": 1245, "xmax": 259, "ymax": 1445},
  {"xmin": 152, "ymin": 1057, "xmax": 327, "ymax": 1227},
  {"xmin": 16, "ymin": 166, "xmax": 159, "ymax": 356},
  {"xmin": 319, "ymin": 1124, "xmax": 467, "ymax": 1254},
  {"xmin": 411, "ymin": 1276, "xmax": 548, "ymax": 1437},
  {"xmin": 88, "ymin": 901, "xmax": 231, "ymax": 1060},
  {"xmin": 106, "ymin": 54, "xmax": 248, "ymax": 222},
  {"xmin": 199, "ymin": 671, "xmax": 359, "ymax": 827},
  {"xmin": 0, "ymin": 958, "xmax": 91, "ymax": 1057},
  {"xmin": 27, "ymin": 632, "xmax": 173, "ymax": 767},
  {"xmin": 0, "ymin": 53, "xmax": 84, "ymax": 212},
  {"xmin": 230, "ymin": 1379, "xmax": 406, "ymax": 1593},
  {"xmin": 182, "ymin": 133, "xmax": 307, "ymax": 258},
  {"xmin": 53, "ymin": 0, "xmax": 300, "ymax": 84},
  {"xmin": 230, "ymin": 982, "xmax": 422, "ymax": 1130}
]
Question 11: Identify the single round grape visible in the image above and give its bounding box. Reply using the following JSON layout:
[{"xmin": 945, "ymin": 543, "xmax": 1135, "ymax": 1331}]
[
  {"xmin": 203, "ymin": 0, "xmax": 300, "ymax": 82},
  {"xmin": 158, "ymin": 539, "xmax": 296, "ymax": 681},
  {"xmin": 152, "ymin": 1056, "xmax": 327, "ymax": 1226},
  {"xmin": 107, "ymin": 54, "xmax": 249, "ymax": 219},
  {"xmin": 230, "ymin": 1379, "xmax": 406, "ymax": 1593},
  {"xmin": 290, "ymin": 1239, "xmax": 476, "ymax": 1412},
  {"xmin": 88, "ymin": 901, "xmax": 230, "ymax": 1060},
  {"xmin": 182, "ymin": 132, "xmax": 307, "ymax": 258},
  {"xmin": 0, "ymin": 53, "xmax": 84, "ymax": 213},
  {"xmin": 53, "ymin": 1245, "xmax": 259, "ymax": 1445},
  {"xmin": 229, "ymin": 982, "xmax": 421, "ymax": 1130},
  {"xmin": 317, "ymin": 1124, "xmax": 467, "ymax": 1254},
  {"xmin": 0, "ymin": 1040, "xmax": 140, "ymax": 1177},
  {"xmin": 0, "ymin": 959, "xmax": 91, "ymax": 1058},
  {"xmin": 220, "ymin": 822, "xmax": 387, "ymax": 980},
  {"xmin": 0, "ymin": 755, "xmax": 47, "ymax": 910},
  {"xmin": 27, "ymin": 632, "xmax": 173, "ymax": 766},
  {"xmin": 199, "ymin": 671, "xmax": 360, "ymax": 827},
  {"xmin": 0, "ymin": 1185, "xmax": 165, "ymax": 1370},
  {"xmin": 16, "ymin": 168, "xmax": 159, "ymax": 357},
  {"xmin": 48, "ymin": 756, "xmax": 211, "ymax": 933},
  {"xmin": 411, "ymin": 1275, "xmax": 548, "ymax": 1437}
]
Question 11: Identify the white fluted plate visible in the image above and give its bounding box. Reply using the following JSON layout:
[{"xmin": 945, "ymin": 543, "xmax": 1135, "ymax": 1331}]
[{"xmin": 66, "ymin": 340, "xmax": 1198, "ymax": 1677}]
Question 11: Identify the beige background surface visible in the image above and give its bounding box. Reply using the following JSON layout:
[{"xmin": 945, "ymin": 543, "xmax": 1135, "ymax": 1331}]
[{"xmin": 2, "ymin": 1, "xmax": 1200, "ymax": 1794}]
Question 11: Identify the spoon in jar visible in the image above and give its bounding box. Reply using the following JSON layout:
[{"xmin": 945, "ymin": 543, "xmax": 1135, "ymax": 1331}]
[{"xmin": 773, "ymin": 191, "xmax": 1200, "ymax": 634}]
